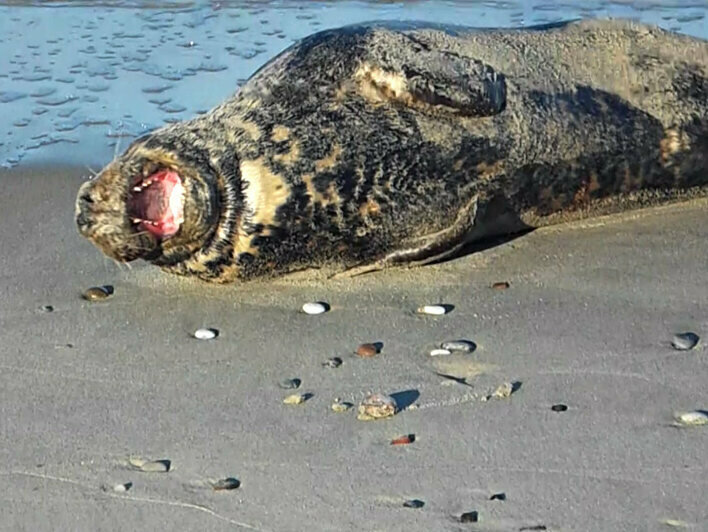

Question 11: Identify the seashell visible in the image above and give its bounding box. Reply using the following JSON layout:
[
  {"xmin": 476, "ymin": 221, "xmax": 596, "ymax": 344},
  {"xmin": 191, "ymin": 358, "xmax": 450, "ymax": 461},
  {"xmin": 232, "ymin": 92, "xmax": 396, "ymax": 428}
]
[
  {"xmin": 357, "ymin": 393, "xmax": 397, "ymax": 420},
  {"xmin": 430, "ymin": 348, "xmax": 452, "ymax": 357}
]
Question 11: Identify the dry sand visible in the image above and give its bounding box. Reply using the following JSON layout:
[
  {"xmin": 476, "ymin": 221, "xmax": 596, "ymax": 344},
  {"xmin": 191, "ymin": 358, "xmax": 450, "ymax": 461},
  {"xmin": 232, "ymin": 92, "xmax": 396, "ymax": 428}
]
[{"xmin": 0, "ymin": 166, "xmax": 706, "ymax": 531}]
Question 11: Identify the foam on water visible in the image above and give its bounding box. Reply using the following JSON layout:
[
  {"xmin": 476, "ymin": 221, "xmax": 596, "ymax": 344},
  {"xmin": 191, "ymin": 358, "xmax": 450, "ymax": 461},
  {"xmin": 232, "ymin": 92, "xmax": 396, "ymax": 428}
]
[{"xmin": 0, "ymin": 0, "xmax": 706, "ymax": 169}]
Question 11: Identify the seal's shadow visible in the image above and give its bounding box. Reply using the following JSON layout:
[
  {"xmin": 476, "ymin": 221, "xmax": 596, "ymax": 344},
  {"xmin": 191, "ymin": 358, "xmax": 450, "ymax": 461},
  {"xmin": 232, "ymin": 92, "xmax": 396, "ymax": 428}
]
[{"xmin": 428, "ymin": 227, "xmax": 535, "ymax": 267}]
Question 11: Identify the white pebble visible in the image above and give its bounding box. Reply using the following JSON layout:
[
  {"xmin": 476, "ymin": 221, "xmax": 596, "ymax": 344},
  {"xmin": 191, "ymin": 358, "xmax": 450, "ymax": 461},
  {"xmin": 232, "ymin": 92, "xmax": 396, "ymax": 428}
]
[
  {"xmin": 417, "ymin": 305, "xmax": 447, "ymax": 316},
  {"xmin": 441, "ymin": 340, "xmax": 476, "ymax": 353},
  {"xmin": 283, "ymin": 393, "xmax": 308, "ymax": 405},
  {"xmin": 430, "ymin": 348, "xmax": 452, "ymax": 357},
  {"xmin": 129, "ymin": 457, "xmax": 171, "ymax": 472},
  {"xmin": 302, "ymin": 302, "xmax": 328, "ymax": 315},
  {"xmin": 671, "ymin": 332, "xmax": 699, "ymax": 351},
  {"xmin": 194, "ymin": 328, "xmax": 218, "ymax": 340},
  {"xmin": 331, "ymin": 401, "xmax": 353, "ymax": 413},
  {"xmin": 676, "ymin": 410, "xmax": 708, "ymax": 426},
  {"xmin": 113, "ymin": 482, "xmax": 131, "ymax": 492}
]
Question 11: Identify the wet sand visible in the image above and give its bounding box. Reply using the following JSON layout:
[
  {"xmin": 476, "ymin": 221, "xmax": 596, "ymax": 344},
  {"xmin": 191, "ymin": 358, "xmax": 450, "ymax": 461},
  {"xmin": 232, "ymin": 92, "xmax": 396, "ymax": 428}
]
[{"xmin": 0, "ymin": 165, "xmax": 706, "ymax": 531}]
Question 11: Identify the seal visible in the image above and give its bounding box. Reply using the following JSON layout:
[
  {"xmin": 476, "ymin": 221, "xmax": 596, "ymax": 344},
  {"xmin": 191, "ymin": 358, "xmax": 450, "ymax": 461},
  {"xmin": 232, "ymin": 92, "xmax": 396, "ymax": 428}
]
[{"xmin": 75, "ymin": 19, "xmax": 708, "ymax": 283}]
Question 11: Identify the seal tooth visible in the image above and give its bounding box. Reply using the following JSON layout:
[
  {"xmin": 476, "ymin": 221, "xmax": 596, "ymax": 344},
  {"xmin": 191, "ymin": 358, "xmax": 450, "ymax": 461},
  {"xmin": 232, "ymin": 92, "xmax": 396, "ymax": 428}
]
[
  {"xmin": 131, "ymin": 218, "xmax": 143, "ymax": 224},
  {"xmin": 132, "ymin": 186, "xmax": 143, "ymax": 192}
]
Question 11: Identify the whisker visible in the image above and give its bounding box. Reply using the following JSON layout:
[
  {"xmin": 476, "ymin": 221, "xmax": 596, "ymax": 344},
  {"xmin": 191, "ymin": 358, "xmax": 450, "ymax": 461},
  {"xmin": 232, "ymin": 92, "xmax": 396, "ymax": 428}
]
[{"xmin": 112, "ymin": 130, "xmax": 123, "ymax": 161}]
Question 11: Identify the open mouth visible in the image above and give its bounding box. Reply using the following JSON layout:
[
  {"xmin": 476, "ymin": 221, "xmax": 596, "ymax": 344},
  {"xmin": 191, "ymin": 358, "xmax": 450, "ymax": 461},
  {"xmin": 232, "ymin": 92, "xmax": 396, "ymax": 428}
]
[{"xmin": 128, "ymin": 169, "xmax": 185, "ymax": 239}]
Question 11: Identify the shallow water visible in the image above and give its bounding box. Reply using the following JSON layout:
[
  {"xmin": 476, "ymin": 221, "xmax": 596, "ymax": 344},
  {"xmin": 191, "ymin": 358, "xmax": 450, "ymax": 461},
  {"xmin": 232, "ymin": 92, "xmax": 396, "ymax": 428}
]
[{"xmin": 0, "ymin": 0, "xmax": 706, "ymax": 169}]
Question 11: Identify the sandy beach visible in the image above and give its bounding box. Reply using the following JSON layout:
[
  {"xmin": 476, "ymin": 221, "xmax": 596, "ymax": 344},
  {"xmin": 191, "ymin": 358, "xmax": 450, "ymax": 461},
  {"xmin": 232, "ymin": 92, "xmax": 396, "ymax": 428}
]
[{"xmin": 0, "ymin": 165, "xmax": 705, "ymax": 531}]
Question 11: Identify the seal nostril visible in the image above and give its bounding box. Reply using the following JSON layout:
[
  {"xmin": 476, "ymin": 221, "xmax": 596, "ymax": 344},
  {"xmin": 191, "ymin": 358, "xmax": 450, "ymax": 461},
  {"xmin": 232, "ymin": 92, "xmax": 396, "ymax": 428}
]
[{"xmin": 76, "ymin": 196, "xmax": 93, "ymax": 229}]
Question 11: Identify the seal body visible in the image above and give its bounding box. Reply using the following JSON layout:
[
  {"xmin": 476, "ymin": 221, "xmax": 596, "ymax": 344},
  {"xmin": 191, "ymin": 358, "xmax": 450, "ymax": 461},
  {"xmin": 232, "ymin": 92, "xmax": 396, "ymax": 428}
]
[{"xmin": 76, "ymin": 19, "xmax": 708, "ymax": 282}]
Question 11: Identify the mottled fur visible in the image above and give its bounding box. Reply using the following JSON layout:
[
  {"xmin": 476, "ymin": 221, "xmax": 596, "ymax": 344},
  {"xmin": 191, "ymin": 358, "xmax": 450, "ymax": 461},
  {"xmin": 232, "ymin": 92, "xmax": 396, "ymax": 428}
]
[{"xmin": 76, "ymin": 19, "xmax": 708, "ymax": 282}]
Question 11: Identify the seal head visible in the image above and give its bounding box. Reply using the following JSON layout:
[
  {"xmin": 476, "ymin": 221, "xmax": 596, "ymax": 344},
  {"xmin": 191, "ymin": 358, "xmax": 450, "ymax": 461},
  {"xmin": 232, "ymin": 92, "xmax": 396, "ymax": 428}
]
[{"xmin": 75, "ymin": 138, "xmax": 221, "ymax": 266}]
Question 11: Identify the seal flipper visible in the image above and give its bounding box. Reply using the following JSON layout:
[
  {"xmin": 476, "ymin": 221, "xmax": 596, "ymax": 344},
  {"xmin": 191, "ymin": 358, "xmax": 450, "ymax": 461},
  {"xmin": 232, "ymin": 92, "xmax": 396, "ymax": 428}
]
[
  {"xmin": 355, "ymin": 31, "xmax": 506, "ymax": 116},
  {"xmin": 333, "ymin": 194, "xmax": 480, "ymax": 279}
]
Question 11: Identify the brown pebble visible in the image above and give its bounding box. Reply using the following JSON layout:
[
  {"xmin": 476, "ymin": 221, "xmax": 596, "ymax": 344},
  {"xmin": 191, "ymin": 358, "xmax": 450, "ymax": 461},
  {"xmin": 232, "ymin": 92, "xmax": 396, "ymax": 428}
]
[
  {"xmin": 82, "ymin": 285, "xmax": 113, "ymax": 301},
  {"xmin": 492, "ymin": 281, "xmax": 510, "ymax": 290},
  {"xmin": 356, "ymin": 343, "xmax": 378, "ymax": 358},
  {"xmin": 390, "ymin": 434, "xmax": 415, "ymax": 445}
]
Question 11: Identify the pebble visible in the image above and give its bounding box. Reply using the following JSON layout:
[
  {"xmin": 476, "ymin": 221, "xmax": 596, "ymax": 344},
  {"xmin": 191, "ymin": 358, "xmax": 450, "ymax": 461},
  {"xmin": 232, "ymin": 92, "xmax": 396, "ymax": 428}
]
[
  {"xmin": 675, "ymin": 410, "xmax": 708, "ymax": 426},
  {"xmin": 194, "ymin": 328, "xmax": 218, "ymax": 340},
  {"xmin": 492, "ymin": 281, "xmax": 510, "ymax": 290},
  {"xmin": 492, "ymin": 381, "xmax": 518, "ymax": 399},
  {"xmin": 40, "ymin": 305, "xmax": 54, "ymax": 313},
  {"xmin": 390, "ymin": 434, "xmax": 415, "ymax": 445},
  {"xmin": 356, "ymin": 343, "xmax": 379, "ymax": 358},
  {"xmin": 403, "ymin": 499, "xmax": 424, "ymax": 509},
  {"xmin": 278, "ymin": 378, "xmax": 301, "ymax": 390},
  {"xmin": 490, "ymin": 492, "xmax": 506, "ymax": 501},
  {"xmin": 112, "ymin": 482, "xmax": 132, "ymax": 492},
  {"xmin": 671, "ymin": 332, "xmax": 700, "ymax": 351},
  {"xmin": 331, "ymin": 401, "xmax": 353, "ymax": 412},
  {"xmin": 417, "ymin": 305, "xmax": 448, "ymax": 316},
  {"xmin": 430, "ymin": 348, "xmax": 452, "ymax": 357},
  {"xmin": 302, "ymin": 302, "xmax": 328, "ymax": 315},
  {"xmin": 551, "ymin": 404, "xmax": 568, "ymax": 412},
  {"xmin": 209, "ymin": 477, "xmax": 241, "ymax": 491},
  {"xmin": 129, "ymin": 458, "xmax": 171, "ymax": 472},
  {"xmin": 323, "ymin": 357, "xmax": 342, "ymax": 368},
  {"xmin": 441, "ymin": 340, "xmax": 476, "ymax": 353},
  {"xmin": 283, "ymin": 393, "xmax": 309, "ymax": 405},
  {"xmin": 357, "ymin": 393, "xmax": 397, "ymax": 421},
  {"xmin": 460, "ymin": 511, "xmax": 479, "ymax": 523},
  {"xmin": 82, "ymin": 285, "xmax": 113, "ymax": 301}
]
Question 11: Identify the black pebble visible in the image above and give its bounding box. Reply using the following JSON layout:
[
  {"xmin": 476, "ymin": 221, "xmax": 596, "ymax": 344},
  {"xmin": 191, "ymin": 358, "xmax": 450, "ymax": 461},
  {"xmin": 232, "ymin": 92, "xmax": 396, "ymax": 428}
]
[
  {"xmin": 460, "ymin": 511, "xmax": 478, "ymax": 523},
  {"xmin": 403, "ymin": 499, "xmax": 424, "ymax": 509},
  {"xmin": 323, "ymin": 357, "xmax": 342, "ymax": 368},
  {"xmin": 551, "ymin": 404, "xmax": 568, "ymax": 412}
]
